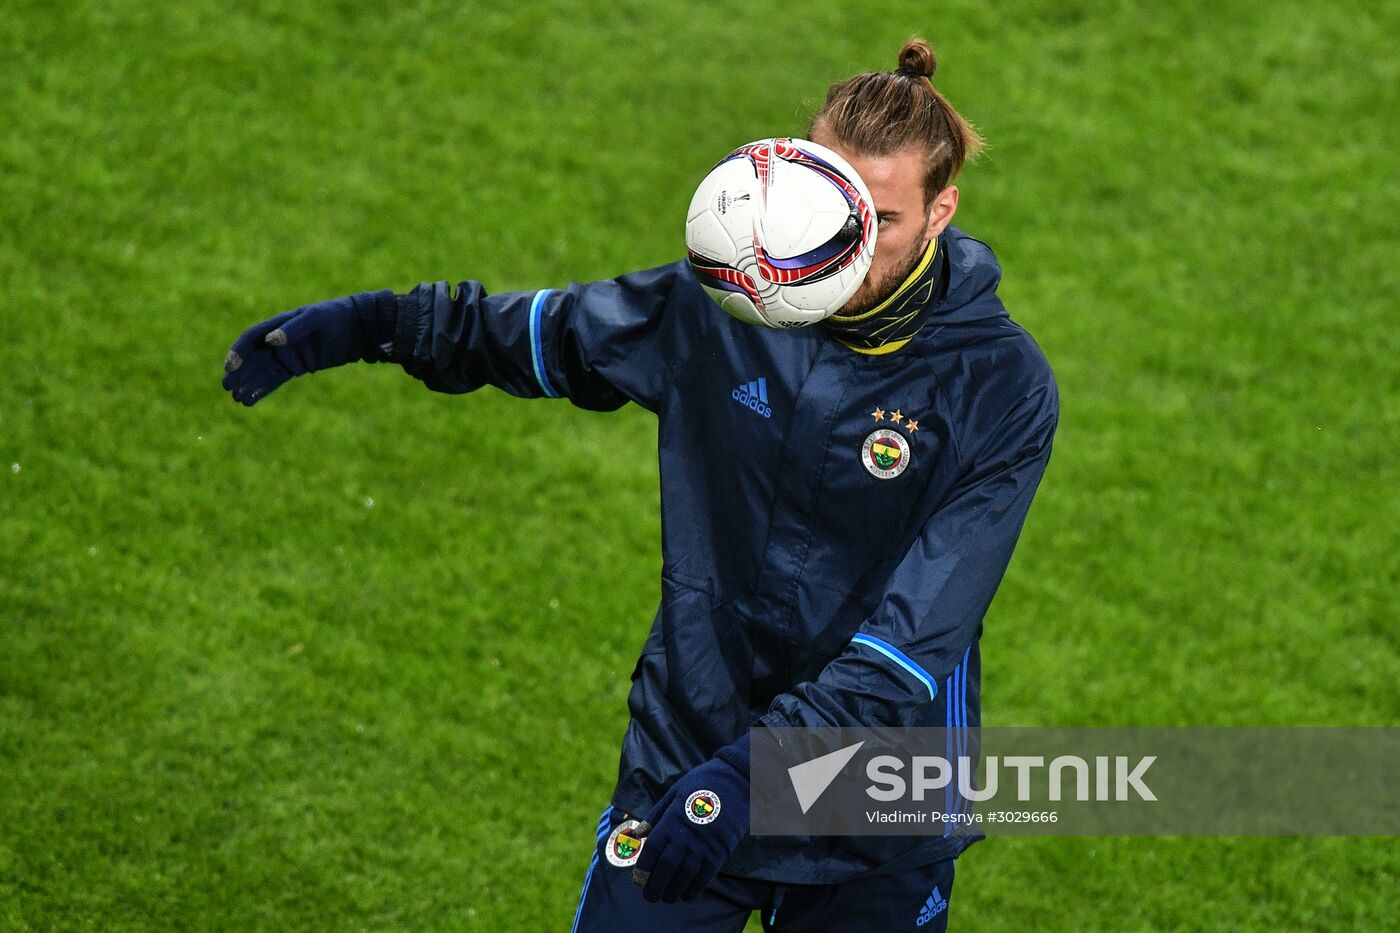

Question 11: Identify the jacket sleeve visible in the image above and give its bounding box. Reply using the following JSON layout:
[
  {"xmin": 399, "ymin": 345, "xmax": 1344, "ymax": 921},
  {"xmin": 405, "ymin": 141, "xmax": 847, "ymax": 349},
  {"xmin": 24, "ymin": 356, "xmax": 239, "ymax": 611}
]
[
  {"xmin": 759, "ymin": 375, "xmax": 1059, "ymax": 730},
  {"xmin": 389, "ymin": 260, "xmax": 709, "ymax": 413}
]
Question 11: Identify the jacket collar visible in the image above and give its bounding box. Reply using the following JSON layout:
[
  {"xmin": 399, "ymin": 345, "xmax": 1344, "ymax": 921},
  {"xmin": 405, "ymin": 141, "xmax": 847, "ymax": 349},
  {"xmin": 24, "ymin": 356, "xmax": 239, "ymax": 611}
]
[{"xmin": 820, "ymin": 236, "xmax": 944, "ymax": 355}]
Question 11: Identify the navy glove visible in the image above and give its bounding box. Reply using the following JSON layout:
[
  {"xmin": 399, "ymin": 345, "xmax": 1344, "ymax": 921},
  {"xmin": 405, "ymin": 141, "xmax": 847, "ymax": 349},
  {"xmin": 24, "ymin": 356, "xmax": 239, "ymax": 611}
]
[
  {"xmin": 631, "ymin": 733, "xmax": 751, "ymax": 903},
  {"xmin": 221, "ymin": 290, "xmax": 398, "ymax": 406}
]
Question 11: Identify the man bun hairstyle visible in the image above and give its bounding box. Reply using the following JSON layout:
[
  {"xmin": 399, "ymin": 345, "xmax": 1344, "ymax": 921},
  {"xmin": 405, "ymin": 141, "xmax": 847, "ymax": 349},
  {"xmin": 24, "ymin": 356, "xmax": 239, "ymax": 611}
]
[
  {"xmin": 896, "ymin": 37, "xmax": 936, "ymax": 78},
  {"xmin": 810, "ymin": 37, "xmax": 985, "ymax": 202}
]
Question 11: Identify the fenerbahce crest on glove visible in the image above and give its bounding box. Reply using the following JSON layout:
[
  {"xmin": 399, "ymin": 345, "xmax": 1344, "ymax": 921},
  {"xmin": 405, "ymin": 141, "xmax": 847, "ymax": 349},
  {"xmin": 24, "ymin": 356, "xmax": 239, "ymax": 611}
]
[{"xmin": 629, "ymin": 734, "xmax": 751, "ymax": 903}]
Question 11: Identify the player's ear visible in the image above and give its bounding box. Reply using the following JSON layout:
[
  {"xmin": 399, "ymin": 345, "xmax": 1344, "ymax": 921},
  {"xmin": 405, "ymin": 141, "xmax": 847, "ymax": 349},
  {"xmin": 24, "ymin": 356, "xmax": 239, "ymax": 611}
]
[{"xmin": 926, "ymin": 185, "xmax": 959, "ymax": 239}]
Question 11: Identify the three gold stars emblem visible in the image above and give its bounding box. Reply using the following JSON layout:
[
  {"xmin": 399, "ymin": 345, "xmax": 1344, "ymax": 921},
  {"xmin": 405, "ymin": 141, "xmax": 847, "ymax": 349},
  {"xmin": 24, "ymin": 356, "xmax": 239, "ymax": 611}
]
[{"xmin": 870, "ymin": 406, "xmax": 919, "ymax": 432}]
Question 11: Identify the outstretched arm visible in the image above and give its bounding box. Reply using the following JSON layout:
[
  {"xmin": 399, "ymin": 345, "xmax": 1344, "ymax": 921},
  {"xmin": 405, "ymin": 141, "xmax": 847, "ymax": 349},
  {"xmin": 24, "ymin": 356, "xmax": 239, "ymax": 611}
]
[{"xmin": 221, "ymin": 260, "xmax": 708, "ymax": 413}]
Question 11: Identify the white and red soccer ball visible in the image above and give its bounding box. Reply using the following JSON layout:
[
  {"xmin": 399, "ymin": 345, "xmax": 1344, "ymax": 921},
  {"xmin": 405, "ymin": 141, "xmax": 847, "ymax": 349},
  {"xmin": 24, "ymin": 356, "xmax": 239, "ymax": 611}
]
[{"xmin": 685, "ymin": 137, "xmax": 877, "ymax": 328}]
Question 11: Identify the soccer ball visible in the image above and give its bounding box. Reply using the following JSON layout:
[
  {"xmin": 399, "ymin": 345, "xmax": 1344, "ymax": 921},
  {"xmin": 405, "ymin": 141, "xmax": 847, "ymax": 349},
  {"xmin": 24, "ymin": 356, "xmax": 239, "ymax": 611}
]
[{"xmin": 684, "ymin": 137, "xmax": 877, "ymax": 328}]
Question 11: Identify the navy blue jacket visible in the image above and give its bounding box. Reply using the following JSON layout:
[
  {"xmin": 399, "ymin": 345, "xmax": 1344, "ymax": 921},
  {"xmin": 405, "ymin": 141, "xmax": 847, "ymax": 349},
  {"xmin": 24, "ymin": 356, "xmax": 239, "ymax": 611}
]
[{"xmin": 389, "ymin": 226, "xmax": 1058, "ymax": 884}]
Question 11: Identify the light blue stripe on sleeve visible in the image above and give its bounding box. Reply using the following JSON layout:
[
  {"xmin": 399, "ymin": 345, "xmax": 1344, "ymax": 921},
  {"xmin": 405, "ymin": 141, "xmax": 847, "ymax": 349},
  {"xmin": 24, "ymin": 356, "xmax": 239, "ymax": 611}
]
[
  {"xmin": 528, "ymin": 289, "xmax": 560, "ymax": 398},
  {"xmin": 850, "ymin": 633, "xmax": 937, "ymax": 701}
]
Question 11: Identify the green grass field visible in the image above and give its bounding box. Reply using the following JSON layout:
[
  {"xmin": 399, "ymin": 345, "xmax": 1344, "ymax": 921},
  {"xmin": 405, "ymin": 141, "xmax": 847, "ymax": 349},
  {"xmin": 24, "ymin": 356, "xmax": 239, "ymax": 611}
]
[{"xmin": 3, "ymin": 0, "xmax": 1397, "ymax": 928}]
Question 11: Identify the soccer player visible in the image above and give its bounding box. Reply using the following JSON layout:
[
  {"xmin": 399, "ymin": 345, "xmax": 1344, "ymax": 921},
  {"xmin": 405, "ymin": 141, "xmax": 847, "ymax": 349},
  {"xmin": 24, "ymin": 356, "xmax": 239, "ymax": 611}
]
[{"xmin": 222, "ymin": 37, "xmax": 1057, "ymax": 932}]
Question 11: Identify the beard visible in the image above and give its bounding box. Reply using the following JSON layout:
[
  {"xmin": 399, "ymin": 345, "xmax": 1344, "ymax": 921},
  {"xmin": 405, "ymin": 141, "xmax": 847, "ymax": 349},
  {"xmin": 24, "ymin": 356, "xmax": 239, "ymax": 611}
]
[{"xmin": 837, "ymin": 236, "xmax": 929, "ymax": 317}]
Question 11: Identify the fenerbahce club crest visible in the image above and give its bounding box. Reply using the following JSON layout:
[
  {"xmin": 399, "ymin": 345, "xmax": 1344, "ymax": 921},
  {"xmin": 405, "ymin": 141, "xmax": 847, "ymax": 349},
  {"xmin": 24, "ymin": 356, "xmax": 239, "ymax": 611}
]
[
  {"xmin": 863, "ymin": 406, "xmax": 917, "ymax": 480},
  {"xmin": 604, "ymin": 819, "xmax": 647, "ymax": 868},
  {"xmin": 685, "ymin": 790, "xmax": 721, "ymax": 824}
]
